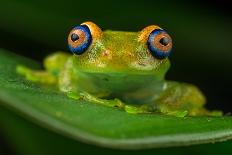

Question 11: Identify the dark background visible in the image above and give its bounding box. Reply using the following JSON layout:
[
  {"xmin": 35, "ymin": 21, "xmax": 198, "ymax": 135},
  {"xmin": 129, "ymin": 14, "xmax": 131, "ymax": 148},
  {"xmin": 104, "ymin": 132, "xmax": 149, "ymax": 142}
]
[{"xmin": 0, "ymin": 0, "xmax": 232, "ymax": 154}]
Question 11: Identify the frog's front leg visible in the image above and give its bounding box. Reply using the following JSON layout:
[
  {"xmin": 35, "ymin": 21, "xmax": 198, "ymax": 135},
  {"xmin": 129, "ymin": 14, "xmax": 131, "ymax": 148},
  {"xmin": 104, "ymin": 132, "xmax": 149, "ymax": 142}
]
[
  {"xmin": 17, "ymin": 65, "xmax": 57, "ymax": 84},
  {"xmin": 154, "ymin": 81, "xmax": 222, "ymax": 117},
  {"xmin": 17, "ymin": 52, "xmax": 70, "ymax": 85},
  {"xmin": 67, "ymin": 90, "xmax": 150, "ymax": 113},
  {"xmin": 58, "ymin": 57, "xmax": 125, "ymax": 109},
  {"xmin": 67, "ymin": 91, "xmax": 125, "ymax": 109}
]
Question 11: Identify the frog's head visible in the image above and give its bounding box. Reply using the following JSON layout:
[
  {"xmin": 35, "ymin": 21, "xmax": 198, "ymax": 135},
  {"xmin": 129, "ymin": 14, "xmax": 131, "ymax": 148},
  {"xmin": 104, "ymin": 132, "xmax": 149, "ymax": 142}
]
[{"xmin": 67, "ymin": 21, "xmax": 172, "ymax": 81}]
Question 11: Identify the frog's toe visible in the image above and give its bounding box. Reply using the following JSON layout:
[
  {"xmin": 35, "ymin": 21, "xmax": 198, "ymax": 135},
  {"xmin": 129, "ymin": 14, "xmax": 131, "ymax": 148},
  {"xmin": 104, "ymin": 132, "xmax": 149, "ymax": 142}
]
[
  {"xmin": 67, "ymin": 91, "xmax": 82, "ymax": 100},
  {"xmin": 69, "ymin": 91, "xmax": 125, "ymax": 109},
  {"xmin": 188, "ymin": 108, "xmax": 223, "ymax": 117},
  {"xmin": 16, "ymin": 65, "xmax": 57, "ymax": 84},
  {"xmin": 16, "ymin": 65, "xmax": 38, "ymax": 82},
  {"xmin": 125, "ymin": 105, "xmax": 141, "ymax": 114},
  {"xmin": 208, "ymin": 110, "xmax": 223, "ymax": 116},
  {"xmin": 124, "ymin": 105, "xmax": 152, "ymax": 114},
  {"xmin": 16, "ymin": 65, "xmax": 30, "ymax": 76},
  {"xmin": 165, "ymin": 110, "xmax": 188, "ymax": 117}
]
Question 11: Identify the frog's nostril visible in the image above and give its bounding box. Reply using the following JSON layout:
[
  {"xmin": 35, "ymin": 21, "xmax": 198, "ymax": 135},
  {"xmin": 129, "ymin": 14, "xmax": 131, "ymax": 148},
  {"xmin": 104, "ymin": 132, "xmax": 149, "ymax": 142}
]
[
  {"xmin": 71, "ymin": 33, "xmax": 79, "ymax": 42},
  {"xmin": 102, "ymin": 50, "xmax": 110, "ymax": 57}
]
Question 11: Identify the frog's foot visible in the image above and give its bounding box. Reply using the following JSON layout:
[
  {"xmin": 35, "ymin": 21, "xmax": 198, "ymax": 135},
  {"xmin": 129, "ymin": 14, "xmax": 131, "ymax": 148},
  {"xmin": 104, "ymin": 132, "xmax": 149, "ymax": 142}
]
[
  {"xmin": 16, "ymin": 65, "xmax": 57, "ymax": 85},
  {"xmin": 67, "ymin": 91, "xmax": 125, "ymax": 109},
  {"xmin": 164, "ymin": 110, "xmax": 188, "ymax": 117},
  {"xmin": 188, "ymin": 108, "xmax": 223, "ymax": 117},
  {"xmin": 153, "ymin": 81, "xmax": 223, "ymax": 117},
  {"xmin": 158, "ymin": 105, "xmax": 222, "ymax": 117},
  {"xmin": 67, "ymin": 91, "xmax": 157, "ymax": 114},
  {"xmin": 124, "ymin": 104, "xmax": 153, "ymax": 114},
  {"xmin": 124, "ymin": 103, "xmax": 188, "ymax": 117}
]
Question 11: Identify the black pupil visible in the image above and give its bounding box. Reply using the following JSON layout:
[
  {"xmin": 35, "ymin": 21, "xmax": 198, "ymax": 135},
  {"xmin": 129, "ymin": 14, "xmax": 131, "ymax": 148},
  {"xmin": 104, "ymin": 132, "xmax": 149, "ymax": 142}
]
[
  {"xmin": 159, "ymin": 37, "xmax": 169, "ymax": 46},
  {"xmin": 71, "ymin": 33, "xmax": 79, "ymax": 42}
]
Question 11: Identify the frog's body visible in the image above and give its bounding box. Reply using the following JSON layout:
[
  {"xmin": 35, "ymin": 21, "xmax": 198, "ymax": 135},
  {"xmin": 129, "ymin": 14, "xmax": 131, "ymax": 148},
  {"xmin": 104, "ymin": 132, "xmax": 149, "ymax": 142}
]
[{"xmin": 17, "ymin": 22, "xmax": 221, "ymax": 117}]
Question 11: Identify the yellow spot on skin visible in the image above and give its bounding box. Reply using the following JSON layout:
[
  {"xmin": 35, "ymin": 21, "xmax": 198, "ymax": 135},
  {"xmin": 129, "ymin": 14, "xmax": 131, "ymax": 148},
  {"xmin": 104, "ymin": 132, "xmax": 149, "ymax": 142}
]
[
  {"xmin": 102, "ymin": 50, "xmax": 110, "ymax": 57},
  {"xmin": 127, "ymin": 52, "xmax": 134, "ymax": 57}
]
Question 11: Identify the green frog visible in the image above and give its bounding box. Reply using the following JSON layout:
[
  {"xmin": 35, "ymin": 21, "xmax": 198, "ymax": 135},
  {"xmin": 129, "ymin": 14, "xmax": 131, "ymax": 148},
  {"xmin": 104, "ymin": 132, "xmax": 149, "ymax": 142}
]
[{"xmin": 17, "ymin": 21, "xmax": 221, "ymax": 117}]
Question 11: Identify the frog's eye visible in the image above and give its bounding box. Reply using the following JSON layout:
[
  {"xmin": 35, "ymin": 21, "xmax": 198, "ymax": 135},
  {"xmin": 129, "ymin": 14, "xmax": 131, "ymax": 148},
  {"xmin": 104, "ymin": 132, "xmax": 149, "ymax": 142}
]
[
  {"xmin": 68, "ymin": 25, "xmax": 92, "ymax": 54},
  {"xmin": 139, "ymin": 25, "xmax": 172, "ymax": 59},
  {"xmin": 147, "ymin": 29, "xmax": 172, "ymax": 59},
  {"xmin": 68, "ymin": 21, "xmax": 102, "ymax": 55}
]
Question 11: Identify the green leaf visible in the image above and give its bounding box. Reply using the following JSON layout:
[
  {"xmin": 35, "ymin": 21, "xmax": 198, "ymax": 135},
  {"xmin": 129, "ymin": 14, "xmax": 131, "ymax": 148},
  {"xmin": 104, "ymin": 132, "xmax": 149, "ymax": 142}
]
[
  {"xmin": 0, "ymin": 48, "xmax": 232, "ymax": 149},
  {"xmin": 1, "ymin": 106, "xmax": 232, "ymax": 155}
]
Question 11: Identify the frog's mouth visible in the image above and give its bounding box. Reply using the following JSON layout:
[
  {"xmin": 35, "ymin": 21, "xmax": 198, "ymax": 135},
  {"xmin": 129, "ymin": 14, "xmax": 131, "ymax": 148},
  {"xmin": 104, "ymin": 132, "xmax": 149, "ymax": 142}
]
[{"xmin": 77, "ymin": 70, "xmax": 165, "ymax": 91}]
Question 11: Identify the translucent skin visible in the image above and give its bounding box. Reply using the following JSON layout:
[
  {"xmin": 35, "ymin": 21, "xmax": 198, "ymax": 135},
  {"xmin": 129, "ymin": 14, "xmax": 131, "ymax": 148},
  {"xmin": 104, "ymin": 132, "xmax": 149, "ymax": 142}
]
[{"xmin": 17, "ymin": 26, "xmax": 221, "ymax": 117}]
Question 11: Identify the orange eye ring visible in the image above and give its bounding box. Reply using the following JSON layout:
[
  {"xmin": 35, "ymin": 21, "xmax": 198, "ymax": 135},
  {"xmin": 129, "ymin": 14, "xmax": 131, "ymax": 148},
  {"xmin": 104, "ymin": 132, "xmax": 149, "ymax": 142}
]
[{"xmin": 138, "ymin": 25, "xmax": 161, "ymax": 43}]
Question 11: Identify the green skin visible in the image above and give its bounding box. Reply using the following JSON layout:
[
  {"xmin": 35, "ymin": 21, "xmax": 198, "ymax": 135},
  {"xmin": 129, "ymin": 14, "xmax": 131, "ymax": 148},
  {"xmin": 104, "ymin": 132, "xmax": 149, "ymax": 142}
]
[{"xmin": 17, "ymin": 30, "xmax": 221, "ymax": 117}]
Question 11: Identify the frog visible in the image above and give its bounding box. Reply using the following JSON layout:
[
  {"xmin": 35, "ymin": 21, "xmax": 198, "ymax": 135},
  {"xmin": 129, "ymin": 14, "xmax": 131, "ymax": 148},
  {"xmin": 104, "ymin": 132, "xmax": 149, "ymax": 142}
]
[{"xmin": 17, "ymin": 21, "xmax": 221, "ymax": 117}]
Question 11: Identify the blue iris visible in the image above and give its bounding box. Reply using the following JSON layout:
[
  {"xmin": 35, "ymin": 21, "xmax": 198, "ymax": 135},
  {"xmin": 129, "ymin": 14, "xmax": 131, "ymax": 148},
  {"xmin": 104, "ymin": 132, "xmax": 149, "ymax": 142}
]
[
  {"xmin": 68, "ymin": 25, "xmax": 92, "ymax": 54},
  {"xmin": 147, "ymin": 29, "xmax": 172, "ymax": 59}
]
